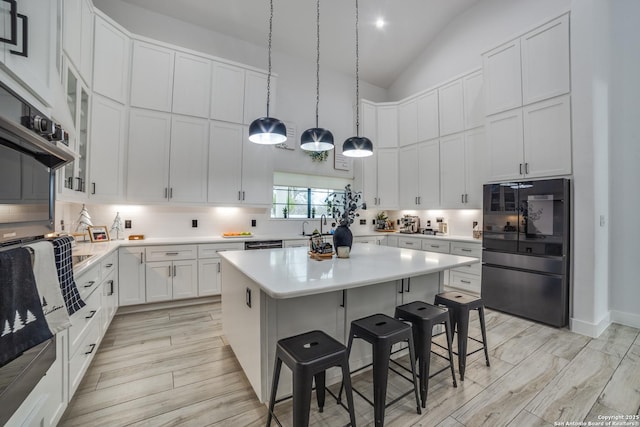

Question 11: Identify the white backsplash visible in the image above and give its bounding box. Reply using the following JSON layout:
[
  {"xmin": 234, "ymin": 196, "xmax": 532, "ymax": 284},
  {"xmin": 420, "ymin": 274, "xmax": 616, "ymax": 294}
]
[{"xmin": 55, "ymin": 202, "xmax": 481, "ymax": 239}]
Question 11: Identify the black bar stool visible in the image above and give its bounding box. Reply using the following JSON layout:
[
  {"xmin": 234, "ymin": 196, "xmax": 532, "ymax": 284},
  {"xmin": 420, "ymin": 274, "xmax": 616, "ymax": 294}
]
[
  {"xmin": 434, "ymin": 291, "xmax": 490, "ymax": 381},
  {"xmin": 394, "ymin": 301, "xmax": 457, "ymax": 407},
  {"xmin": 266, "ymin": 330, "xmax": 356, "ymax": 427},
  {"xmin": 339, "ymin": 313, "xmax": 421, "ymax": 427}
]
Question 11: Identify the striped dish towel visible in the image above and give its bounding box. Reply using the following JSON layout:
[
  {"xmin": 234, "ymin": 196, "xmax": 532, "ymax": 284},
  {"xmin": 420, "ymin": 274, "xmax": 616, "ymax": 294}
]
[{"xmin": 51, "ymin": 236, "xmax": 85, "ymax": 315}]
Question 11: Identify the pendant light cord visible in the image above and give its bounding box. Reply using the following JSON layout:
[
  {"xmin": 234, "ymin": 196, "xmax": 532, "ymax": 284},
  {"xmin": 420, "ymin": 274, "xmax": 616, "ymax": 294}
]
[
  {"xmin": 315, "ymin": 0, "xmax": 320, "ymax": 127},
  {"xmin": 267, "ymin": 0, "xmax": 274, "ymax": 117},
  {"xmin": 355, "ymin": 0, "xmax": 360, "ymax": 136}
]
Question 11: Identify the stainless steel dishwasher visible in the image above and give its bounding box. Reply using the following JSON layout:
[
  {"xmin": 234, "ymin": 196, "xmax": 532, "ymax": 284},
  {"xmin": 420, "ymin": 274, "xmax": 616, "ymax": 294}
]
[{"xmin": 244, "ymin": 240, "xmax": 283, "ymax": 250}]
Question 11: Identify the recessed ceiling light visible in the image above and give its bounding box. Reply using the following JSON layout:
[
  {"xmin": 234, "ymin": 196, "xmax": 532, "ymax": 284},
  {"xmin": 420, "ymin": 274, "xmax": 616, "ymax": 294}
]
[{"xmin": 375, "ymin": 18, "xmax": 385, "ymax": 29}]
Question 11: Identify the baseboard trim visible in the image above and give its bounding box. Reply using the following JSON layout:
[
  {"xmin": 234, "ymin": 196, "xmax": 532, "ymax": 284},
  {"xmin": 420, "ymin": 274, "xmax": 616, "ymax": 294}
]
[
  {"xmin": 570, "ymin": 311, "xmax": 611, "ymax": 338},
  {"xmin": 610, "ymin": 310, "xmax": 640, "ymax": 329}
]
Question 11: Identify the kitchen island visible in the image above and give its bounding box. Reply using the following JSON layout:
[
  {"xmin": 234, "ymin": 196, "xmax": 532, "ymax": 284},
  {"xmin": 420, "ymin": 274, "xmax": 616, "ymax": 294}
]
[{"xmin": 219, "ymin": 243, "xmax": 478, "ymax": 402}]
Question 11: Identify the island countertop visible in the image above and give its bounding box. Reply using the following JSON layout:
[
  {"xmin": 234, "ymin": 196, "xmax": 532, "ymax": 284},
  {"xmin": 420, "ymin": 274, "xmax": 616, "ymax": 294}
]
[{"xmin": 219, "ymin": 243, "xmax": 479, "ymax": 299}]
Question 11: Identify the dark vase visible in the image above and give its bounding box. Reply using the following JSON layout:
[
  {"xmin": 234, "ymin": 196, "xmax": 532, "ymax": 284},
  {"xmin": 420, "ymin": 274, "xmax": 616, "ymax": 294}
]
[{"xmin": 333, "ymin": 224, "xmax": 353, "ymax": 250}]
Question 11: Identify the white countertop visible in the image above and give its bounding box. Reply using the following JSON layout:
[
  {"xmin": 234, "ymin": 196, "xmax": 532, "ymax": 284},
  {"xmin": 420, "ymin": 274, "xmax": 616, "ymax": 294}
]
[{"xmin": 219, "ymin": 243, "xmax": 478, "ymax": 299}]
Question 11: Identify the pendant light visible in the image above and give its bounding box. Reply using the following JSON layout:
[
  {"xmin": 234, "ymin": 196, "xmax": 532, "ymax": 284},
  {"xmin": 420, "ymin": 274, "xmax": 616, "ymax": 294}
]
[
  {"xmin": 300, "ymin": 0, "xmax": 334, "ymax": 152},
  {"xmin": 248, "ymin": 0, "xmax": 287, "ymax": 145},
  {"xmin": 343, "ymin": 0, "xmax": 373, "ymax": 158}
]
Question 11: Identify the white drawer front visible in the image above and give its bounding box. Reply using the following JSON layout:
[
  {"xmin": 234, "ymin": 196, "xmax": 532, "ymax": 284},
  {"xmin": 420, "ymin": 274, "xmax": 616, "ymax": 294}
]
[
  {"xmin": 101, "ymin": 251, "xmax": 117, "ymax": 278},
  {"xmin": 398, "ymin": 237, "xmax": 421, "ymax": 249},
  {"xmin": 76, "ymin": 264, "xmax": 102, "ymax": 301},
  {"xmin": 198, "ymin": 243, "xmax": 244, "ymax": 258},
  {"xmin": 421, "ymin": 240, "xmax": 451, "ymax": 254},
  {"xmin": 69, "ymin": 318, "xmax": 101, "ymax": 397},
  {"xmin": 449, "ymin": 270, "xmax": 481, "ymax": 294},
  {"xmin": 450, "ymin": 242, "xmax": 482, "ymax": 258},
  {"xmin": 146, "ymin": 245, "xmax": 197, "ymax": 261},
  {"xmin": 452, "ymin": 261, "xmax": 482, "ymax": 276},
  {"xmin": 69, "ymin": 289, "xmax": 102, "ymax": 358}
]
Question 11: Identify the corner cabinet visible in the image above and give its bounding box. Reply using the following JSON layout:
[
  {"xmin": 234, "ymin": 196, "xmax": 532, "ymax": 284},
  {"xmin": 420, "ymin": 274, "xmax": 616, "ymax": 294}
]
[
  {"xmin": 197, "ymin": 242, "xmax": 244, "ymax": 296},
  {"xmin": 118, "ymin": 247, "xmax": 146, "ymax": 306},
  {"xmin": 92, "ymin": 15, "xmax": 130, "ymax": 104},
  {"xmin": 129, "ymin": 40, "xmax": 175, "ymax": 112}
]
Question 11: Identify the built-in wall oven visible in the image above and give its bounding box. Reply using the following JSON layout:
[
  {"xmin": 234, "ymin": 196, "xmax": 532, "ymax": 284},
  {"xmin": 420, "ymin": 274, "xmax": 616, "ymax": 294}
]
[{"xmin": 0, "ymin": 81, "xmax": 73, "ymax": 424}]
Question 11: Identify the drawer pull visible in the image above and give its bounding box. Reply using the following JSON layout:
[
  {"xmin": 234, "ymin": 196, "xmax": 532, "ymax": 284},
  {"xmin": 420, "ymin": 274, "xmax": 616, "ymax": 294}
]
[
  {"xmin": 460, "ymin": 280, "xmax": 471, "ymax": 284},
  {"xmin": 430, "ymin": 245, "xmax": 440, "ymax": 248},
  {"xmin": 405, "ymin": 242, "xmax": 414, "ymax": 246},
  {"xmin": 85, "ymin": 344, "xmax": 96, "ymax": 355},
  {"xmin": 461, "ymin": 249, "xmax": 472, "ymax": 252},
  {"xmin": 165, "ymin": 252, "xmax": 179, "ymax": 256},
  {"xmin": 105, "ymin": 263, "xmax": 113, "ymax": 268},
  {"xmin": 85, "ymin": 310, "xmax": 97, "ymax": 319},
  {"xmin": 83, "ymin": 281, "xmax": 95, "ymax": 288}
]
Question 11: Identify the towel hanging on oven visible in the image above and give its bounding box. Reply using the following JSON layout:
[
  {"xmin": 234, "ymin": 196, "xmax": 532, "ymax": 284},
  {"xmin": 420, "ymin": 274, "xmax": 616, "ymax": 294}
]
[
  {"xmin": 51, "ymin": 236, "xmax": 85, "ymax": 315},
  {"xmin": 0, "ymin": 248, "xmax": 54, "ymax": 367},
  {"xmin": 25, "ymin": 241, "xmax": 71, "ymax": 334}
]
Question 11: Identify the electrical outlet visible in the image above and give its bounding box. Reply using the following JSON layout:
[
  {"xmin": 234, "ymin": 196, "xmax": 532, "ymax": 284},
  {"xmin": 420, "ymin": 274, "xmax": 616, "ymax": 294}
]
[
  {"xmin": 192, "ymin": 219, "xmax": 198, "ymax": 228},
  {"xmin": 124, "ymin": 220, "xmax": 132, "ymax": 229},
  {"xmin": 251, "ymin": 219, "xmax": 257, "ymax": 227},
  {"xmin": 359, "ymin": 219, "xmax": 366, "ymax": 225}
]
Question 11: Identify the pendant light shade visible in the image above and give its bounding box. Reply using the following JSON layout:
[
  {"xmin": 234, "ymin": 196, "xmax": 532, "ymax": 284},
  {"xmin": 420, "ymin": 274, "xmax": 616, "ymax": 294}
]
[
  {"xmin": 301, "ymin": 0, "xmax": 334, "ymax": 152},
  {"xmin": 343, "ymin": 0, "xmax": 373, "ymax": 158},
  {"xmin": 249, "ymin": 117, "xmax": 287, "ymax": 144},
  {"xmin": 249, "ymin": 0, "xmax": 287, "ymax": 145},
  {"xmin": 342, "ymin": 136, "xmax": 373, "ymax": 157}
]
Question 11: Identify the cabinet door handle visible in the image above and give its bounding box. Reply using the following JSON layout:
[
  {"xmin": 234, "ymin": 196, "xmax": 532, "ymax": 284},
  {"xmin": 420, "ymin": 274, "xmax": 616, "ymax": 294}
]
[
  {"xmin": 169, "ymin": 188, "xmax": 173, "ymax": 199},
  {"xmin": 83, "ymin": 281, "xmax": 95, "ymax": 288},
  {"xmin": 85, "ymin": 310, "xmax": 97, "ymax": 319},
  {"xmin": 217, "ymin": 263, "xmax": 221, "ymax": 274},
  {"xmin": 465, "ymin": 194, "xmax": 468, "ymax": 203},
  {"xmin": 525, "ymin": 163, "xmax": 530, "ymax": 174},
  {"xmin": 339, "ymin": 289, "xmax": 345, "ymax": 308},
  {"xmin": 405, "ymin": 277, "xmax": 411, "ymax": 293},
  {"xmin": 242, "ymin": 191, "xmax": 245, "ymax": 201},
  {"xmin": 418, "ymin": 196, "xmax": 421, "ymax": 204},
  {"xmin": 165, "ymin": 252, "xmax": 179, "ymax": 256},
  {"xmin": 108, "ymin": 280, "xmax": 114, "ymax": 295},
  {"xmin": 398, "ymin": 280, "xmax": 404, "ymax": 294},
  {"xmin": 173, "ymin": 265, "xmax": 177, "ymax": 277},
  {"xmin": 519, "ymin": 163, "xmax": 523, "ymax": 175},
  {"xmin": 140, "ymin": 253, "xmax": 144, "ymax": 264},
  {"xmin": 168, "ymin": 266, "xmax": 172, "ymax": 277},
  {"xmin": 75, "ymin": 177, "xmax": 83, "ymax": 191},
  {"xmin": 461, "ymin": 194, "xmax": 465, "ymax": 203},
  {"xmin": 85, "ymin": 343, "xmax": 96, "ymax": 355},
  {"xmin": 0, "ymin": 0, "xmax": 18, "ymax": 46},
  {"xmin": 9, "ymin": 13, "xmax": 27, "ymax": 57},
  {"xmin": 164, "ymin": 188, "xmax": 168, "ymax": 199},
  {"xmin": 238, "ymin": 191, "xmax": 242, "ymax": 201},
  {"xmin": 92, "ymin": 182, "xmax": 96, "ymax": 195}
]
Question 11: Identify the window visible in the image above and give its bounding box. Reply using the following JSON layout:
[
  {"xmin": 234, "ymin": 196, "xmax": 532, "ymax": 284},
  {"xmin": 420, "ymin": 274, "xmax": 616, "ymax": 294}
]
[{"xmin": 272, "ymin": 186, "xmax": 344, "ymax": 219}]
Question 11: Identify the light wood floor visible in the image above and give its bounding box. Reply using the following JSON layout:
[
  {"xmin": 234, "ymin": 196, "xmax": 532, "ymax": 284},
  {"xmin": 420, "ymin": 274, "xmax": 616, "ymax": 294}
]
[{"xmin": 60, "ymin": 301, "xmax": 640, "ymax": 426}]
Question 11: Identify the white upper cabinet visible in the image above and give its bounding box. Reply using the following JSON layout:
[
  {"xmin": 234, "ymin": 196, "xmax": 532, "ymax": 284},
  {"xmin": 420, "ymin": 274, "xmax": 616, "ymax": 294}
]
[
  {"xmin": 417, "ymin": 90, "xmax": 439, "ymax": 142},
  {"xmin": 93, "ymin": 15, "xmax": 130, "ymax": 104},
  {"xmin": 361, "ymin": 147, "xmax": 378, "ymax": 208},
  {"xmin": 398, "ymin": 145, "xmax": 419, "ymax": 208},
  {"xmin": 522, "ymin": 94, "xmax": 572, "ymax": 178},
  {"xmin": 63, "ymin": 0, "xmax": 93, "ymax": 84},
  {"xmin": 361, "ymin": 100, "xmax": 377, "ymax": 141},
  {"xmin": 243, "ymin": 70, "xmax": 270, "ymax": 125},
  {"xmin": 376, "ymin": 105, "xmax": 398, "ymax": 148},
  {"xmin": 438, "ymin": 79, "xmax": 464, "ymax": 136},
  {"xmin": 130, "ymin": 40, "xmax": 175, "ymax": 112},
  {"xmin": 126, "ymin": 108, "xmax": 172, "ymax": 202},
  {"xmin": 211, "ymin": 62, "xmax": 245, "ymax": 123},
  {"xmin": 89, "ymin": 95, "xmax": 126, "ymax": 201},
  {"xmin": 486, "ymin": 108, "xmax": 524, "ymax": 182},
  {"xmin": 398, "ymin": 99, "xmax": 417, "ymax": 147},
  {"xmin": 521, "ymin": 15, "xmax": 570, "ymax": 105},
  {"xmin": 483, "ymin": 40, "xmax": 522, "ymax": 115},
  {"xmin": 440, "ymin": 129, "xmax": 485, "ymax": 208},
  {"xmin": 1, "ymin": 0, "xmax": 56, "ymax": 105},
  {"xmin": 208, "ymin": 121, "xmax": 243, "ymax": 204},
  {"xmin": 463, "ymin": 70, "xmax": 484, "ymax": 129},
  {"xmin": 169, "ymin": 115, "xmax": 209, "ymax": 203},
  {"xmin": 240, "ymin": 126, "xmax": 275, "ymax": 206},
  {"xmin": 376, "ymin": 149, "xmax": 399, "ymax": 209},
  {"xmin": 399, "ymin": 141, "xmax": 439, "ymax": 209},
  {"xmin": 172, "ymin": 52, "xmax": 211, "ymax": 118}
]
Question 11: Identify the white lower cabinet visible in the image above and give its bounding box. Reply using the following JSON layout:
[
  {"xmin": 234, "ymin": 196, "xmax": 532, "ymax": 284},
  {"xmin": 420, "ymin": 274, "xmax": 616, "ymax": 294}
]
[
  {"xmin": 353, "ymin": 236, "xmax": 386, "ymax": 245},
  {"xmin": 118, "ymin": 247, "xmax": 146, "ymax": 306},
  {"xmin": 284, "ymin": 239, "xmax": 309, "ymax": 248},
  {"xmin": 146, "ymin": 259, "xmax": 197, "ymax": 303},
  {"xmin": 448, "ymin": 241, "xmax": 482, "ymax": 294}
]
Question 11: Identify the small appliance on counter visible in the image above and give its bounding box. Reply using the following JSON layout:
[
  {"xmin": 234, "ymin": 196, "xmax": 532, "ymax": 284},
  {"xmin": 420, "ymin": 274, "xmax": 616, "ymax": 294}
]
[
  {"xmin": 435, "ymin": 217, "xmax": 448, "ymax": 235},
  {"xmin": 399, "ymin": 215, "xmax": 420, "ymax": 234}
]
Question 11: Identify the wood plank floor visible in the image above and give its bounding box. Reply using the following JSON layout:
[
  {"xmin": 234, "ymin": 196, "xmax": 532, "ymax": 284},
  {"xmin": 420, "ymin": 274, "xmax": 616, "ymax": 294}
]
[{"xmin": 60, "ymin": 301, "xmax": 640, "ymax": 427}]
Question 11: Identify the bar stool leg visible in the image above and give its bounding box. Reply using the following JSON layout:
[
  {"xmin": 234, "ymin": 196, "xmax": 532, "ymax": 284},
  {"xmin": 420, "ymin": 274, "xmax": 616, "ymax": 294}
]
[
  {"xmin": 372, "ymin": 343, "xmax": 392, "ymax": 427},
  {"xmin": 292, "ymin": 370, "xmax": 314, "ymax": 427},
  {"xmin": 314, "ymin": 371, "xmax": 326, "ymax": 412},
  {"xmin": 444, "ymin": 317, "xmax": 457, "ymax": 388},
  {"xmin": 266, "ymin": 357, "xmax": 283, "ymax": 427},
  {"xmin": 407, "ymin": 335, "xmax": 422, "ymax": 415},
  {"xmin": 340, "ymin": 356, "xmax": 357, "ymax": 427},
  {"xmin": 337, "ymin": 331, "xmax": 355, "ymax": 404},
  {"xmin": 419, "ymin": 325, "xmax": 431, "ymax": 408},
  {"xmin": 457, "ymin": 307, "xmax": 470, "ymax": 381},
  {"xmin": 478, "ymin": 306, "xmax": 491, "ymax": 367}
]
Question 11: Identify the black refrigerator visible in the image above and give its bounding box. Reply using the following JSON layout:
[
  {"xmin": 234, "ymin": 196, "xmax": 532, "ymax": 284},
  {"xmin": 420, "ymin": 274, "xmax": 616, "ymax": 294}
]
[{"xmin": 481, "ymin": 178, "xmax": 570, "ymax": 327}]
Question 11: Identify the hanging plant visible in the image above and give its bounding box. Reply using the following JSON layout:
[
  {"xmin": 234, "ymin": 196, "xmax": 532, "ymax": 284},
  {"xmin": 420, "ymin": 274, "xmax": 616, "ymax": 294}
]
[{"xmin": 308, "ymin": 150, "xmax": 329, "ymax": 162}]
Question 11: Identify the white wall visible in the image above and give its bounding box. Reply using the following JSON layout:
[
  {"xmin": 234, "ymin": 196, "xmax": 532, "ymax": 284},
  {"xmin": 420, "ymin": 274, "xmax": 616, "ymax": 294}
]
[
  {"xmin": 388, "ymin": 0, "xmax": 571, "ymax": 100},
  {"xmin": 92, "ymin": 0, "xmax": 387, "ymax": 180},
  {"xmin": 609, "ymin": 0, "xmax": 640, "ymax": 328}
]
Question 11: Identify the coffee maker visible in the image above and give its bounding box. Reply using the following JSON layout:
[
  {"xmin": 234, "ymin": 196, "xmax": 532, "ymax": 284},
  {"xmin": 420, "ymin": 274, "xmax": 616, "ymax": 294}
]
[{"xmin": 400, "ymin": 215, "xmax": 420, "ymax": 233}]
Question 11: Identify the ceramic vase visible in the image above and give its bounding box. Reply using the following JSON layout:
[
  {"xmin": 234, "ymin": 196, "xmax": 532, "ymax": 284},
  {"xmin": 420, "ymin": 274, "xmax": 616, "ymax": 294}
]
[{"xmin": 333, "ymin": 224, "xmax": 353, "ymax": 250}]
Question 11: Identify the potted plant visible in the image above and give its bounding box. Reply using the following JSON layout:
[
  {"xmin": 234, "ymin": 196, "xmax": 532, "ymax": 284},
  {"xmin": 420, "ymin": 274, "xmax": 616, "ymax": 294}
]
[
  {"xmin": 375, "ymin": 211, "xmax": 388, "ymax": 229},
  {"xmin": 282, "ymin": 206, "xmax": 288, "ymax": 218},
  {"xmin": 325, "ymin": 184, "xmax": 366, "ymax": 250}
]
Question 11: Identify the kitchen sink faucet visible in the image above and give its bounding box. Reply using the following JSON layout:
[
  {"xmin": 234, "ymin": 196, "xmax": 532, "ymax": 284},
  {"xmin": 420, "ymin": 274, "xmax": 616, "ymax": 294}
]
[
  {"xmin": 302, "ymin": 221, "xmax": 309, "ymax": 236},
  {"xmin": 320, "ymin": 214, "xmax": 327, "ymax": 235}
]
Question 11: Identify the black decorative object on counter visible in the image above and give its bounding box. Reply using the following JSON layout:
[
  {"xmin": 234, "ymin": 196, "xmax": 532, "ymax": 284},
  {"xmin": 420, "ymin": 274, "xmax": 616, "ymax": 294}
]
[{"xmin": 333, "ymin": 224, "xmax": 353, "ymax": 250}]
